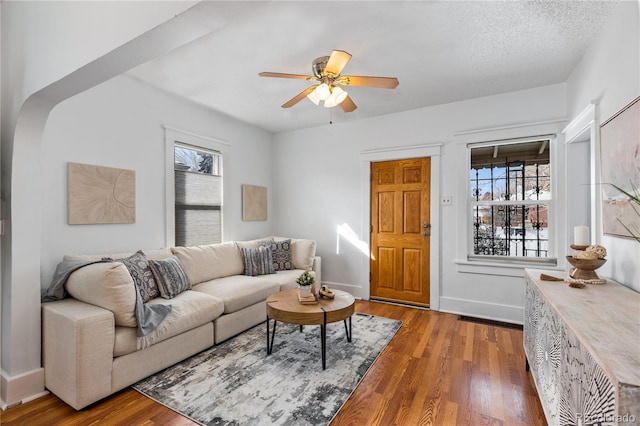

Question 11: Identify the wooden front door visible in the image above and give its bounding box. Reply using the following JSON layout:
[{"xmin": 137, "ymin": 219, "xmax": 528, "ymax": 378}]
[{"xmin": 370, "ymin": 158, "xmax": 431, "ymax": 306}]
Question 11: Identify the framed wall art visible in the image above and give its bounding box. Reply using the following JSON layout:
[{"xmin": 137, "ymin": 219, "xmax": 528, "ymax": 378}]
[
  {"xmin": 68, "ymin": 162, "xmax": 136, "ymax": 224},
  {"xmin": 599, "ymin": 96, "xmax": 640, "ymax": 239},
  {"xmin": 242, "ymin": 184, "xmax": 267, "ymax": 221}
]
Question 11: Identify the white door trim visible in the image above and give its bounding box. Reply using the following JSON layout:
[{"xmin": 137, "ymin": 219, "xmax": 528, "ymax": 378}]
[{"xmin": 360, "ymin": 144, "xmax": 442, "ymax": 309}]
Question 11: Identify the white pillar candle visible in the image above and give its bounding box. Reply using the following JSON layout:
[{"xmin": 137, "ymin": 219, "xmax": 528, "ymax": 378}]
[{"xmin": 574, "ymin": 226, "xmax": 589, "ymax": 246}]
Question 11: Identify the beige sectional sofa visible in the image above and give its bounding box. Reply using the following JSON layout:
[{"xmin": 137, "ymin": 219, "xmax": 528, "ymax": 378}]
[{"xmin": 41, "ymin": 237, "xmax": 320, "ymax": 410}]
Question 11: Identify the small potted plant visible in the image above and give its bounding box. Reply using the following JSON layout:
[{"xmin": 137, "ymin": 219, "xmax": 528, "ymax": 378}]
[{"xmin": 296, "ymin": 270, "xmax": 315, "ymax": 298}]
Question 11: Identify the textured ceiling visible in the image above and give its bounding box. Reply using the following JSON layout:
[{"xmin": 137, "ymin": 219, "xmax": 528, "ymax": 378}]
[{"xmin": 128, "ymin": 1, "xmax": 618, "ymax": 134}]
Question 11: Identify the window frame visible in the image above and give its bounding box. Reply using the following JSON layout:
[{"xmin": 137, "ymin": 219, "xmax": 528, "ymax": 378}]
[
  {"xmin": 466, "ymin": 135, "xmax": 557, "ymax": 265},
  {"xmin": 174, "ymin": 141, "xmax": 223, "ymax": 176},
  {"xmin": 164, "ymin": 126, "xmax": 230, "ymax": 247},
  {"xmin": 173, "ymin": 142, "xmax": 223, "ymax": 246}
]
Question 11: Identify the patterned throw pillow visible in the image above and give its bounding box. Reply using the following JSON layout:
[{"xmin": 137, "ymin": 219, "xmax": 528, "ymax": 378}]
[
  {"xmin": 118, "ymin": 250, "xmax": 159, "ymax": 303},
  {"xmin": 241, "ymin": 246, "xmax": 275, "ymax": 276},
  {"xmin": 259, "ymin": 239, "xmax": 295, "ymax": 271},
  {"xmin": 148, "ymin": 256, "xmax": 192, "ymax": 299}
]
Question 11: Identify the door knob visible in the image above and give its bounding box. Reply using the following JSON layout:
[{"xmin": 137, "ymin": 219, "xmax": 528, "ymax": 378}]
[
  {"xmin": 422, "ymin": 231, "xmax": 429, "ymax": 237},
  {"xmin": 422, "ymin": 222, "xmax": 430, "ymax": 228}
]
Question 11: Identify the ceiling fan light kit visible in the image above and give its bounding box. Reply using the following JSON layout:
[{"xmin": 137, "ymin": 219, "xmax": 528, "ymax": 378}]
[
  {"xmin": 259, "ymin": 50, "xmax": 399, "ymax": 113},
  {"xmin": 324, "ymin": 86, "xmax": 348, "ymax": 108},
  {"xmin": 306, "ymin": 89, "xmax": 321, "ymax": 106},
  {"xmin": 315, "ymin": 82, "xmax": 331, "ymax": 100}
]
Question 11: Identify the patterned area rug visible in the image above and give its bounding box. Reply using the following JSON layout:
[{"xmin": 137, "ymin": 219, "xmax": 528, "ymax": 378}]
[{"xmin": 133, "ymin": 313, "xmax": 401, "ymax": 426}]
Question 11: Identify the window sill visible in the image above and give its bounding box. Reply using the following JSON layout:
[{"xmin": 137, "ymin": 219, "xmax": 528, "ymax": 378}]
[{"xmin": 455, "ymin": 258, "xmax": 559, "ymax": 277}]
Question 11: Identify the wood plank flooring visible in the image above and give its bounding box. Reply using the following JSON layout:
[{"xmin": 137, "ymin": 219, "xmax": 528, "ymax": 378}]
[{"xmin": 0, "ymin": 301, "xmax": 546, "ymax": 425}]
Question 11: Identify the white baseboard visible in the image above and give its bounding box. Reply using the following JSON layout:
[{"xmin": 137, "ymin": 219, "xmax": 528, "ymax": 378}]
[
  {"xmin": 1, "ymin": 367, "xmax": 46, "ymax": 410},
  {"xmin": 439, "ymin": 297, "xmax": 524, "ymax": 325},
  {"xmin": 320, "ymin": 281, "xmax": 367, "ymax": 300},
  {"xmin": 322, "ymin": 284, "xmax": 524, "ymax": 325}
]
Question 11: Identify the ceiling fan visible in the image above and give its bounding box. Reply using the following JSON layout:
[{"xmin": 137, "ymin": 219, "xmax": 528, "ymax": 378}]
[{"xmin": 259, "ymin": 50, "xmax": 399, "ymax": 112}]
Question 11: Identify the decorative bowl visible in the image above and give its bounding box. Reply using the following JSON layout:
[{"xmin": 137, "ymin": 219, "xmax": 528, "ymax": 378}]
[{"xmin": 565, "ymin": 256, "xmax": 606, "ymax": 280}]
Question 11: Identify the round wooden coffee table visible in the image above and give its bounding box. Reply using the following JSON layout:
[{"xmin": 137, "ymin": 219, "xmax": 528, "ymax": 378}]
[{"xmin": 266, "ymin": 288, "xmax": 355, "ymax": 370}]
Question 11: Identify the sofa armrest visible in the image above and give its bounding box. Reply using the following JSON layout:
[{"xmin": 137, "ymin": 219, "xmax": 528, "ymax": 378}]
[
  {"xmin": 42, "ymin": 299, "xmax": 115, "ymax": 410},
  {"xmin": 311, "ymin": 256, "xmax": 321, "ymax": 286}
]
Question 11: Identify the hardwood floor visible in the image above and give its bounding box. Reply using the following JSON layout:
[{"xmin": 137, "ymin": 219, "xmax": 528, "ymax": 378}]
[{"xmin": 0, "ymin": 301, "xmax": 546, "ymax": 425}]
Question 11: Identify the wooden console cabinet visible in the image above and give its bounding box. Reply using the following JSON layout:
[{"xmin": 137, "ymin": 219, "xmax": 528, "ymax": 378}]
[{"xmin": 524, "ymin": 269, "xmax": 640, "ymax": 425}]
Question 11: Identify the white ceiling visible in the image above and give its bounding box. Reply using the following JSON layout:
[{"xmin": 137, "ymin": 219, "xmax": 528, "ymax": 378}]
[{"xmin": 128, "ymin": 1, "xmax": 618, "ymax": 134}]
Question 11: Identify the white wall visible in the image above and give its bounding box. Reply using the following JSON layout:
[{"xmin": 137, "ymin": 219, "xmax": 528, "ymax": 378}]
[
  {"xmin": 0, "ymin": 0, "xmax": 198, "ymax": 408},
  {"xmin": 566, "ymin": 1, "xmax": 640, "ymax": 291},
  {"xmin": 565, "ymin": 139, "xmax": 591, "ymax": 243},
  {"xmin": 0, "ymin": 2, "xmax": 3, "ymax": 401},
  {"xmin": 41, "ymin": 75, "xmax": 273, "ymax": 287},
  {"xmin": 273, "ymin": 83, "xmax": 567, "ymax": 324},
  {"xmin": 1, "ymin": 1, "xmax": 197, "ymax": 147},
  {"xmin": 2, "ymin": 0, "xmax": 638, "ymax": 409},
  {"xmin": 272, "ymin": 0, "xmax": 640, "ymax": 318},
  {"xmin": 2, "ymin": 1, "xmax": 196, "ymax": 118},
  {"xmin": 0, "ymin": 0, "xmax": 264, "ymax": 407}
]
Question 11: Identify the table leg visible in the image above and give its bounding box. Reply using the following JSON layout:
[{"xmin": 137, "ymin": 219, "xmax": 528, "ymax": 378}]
[
  {"xmin": 266, "ymin": 315, "xmax": 269, "ymax": 354},
  {"xmin": 320, "ymin": 324, "xmax": 326, "ymax": 370},
  {"xmin": 344, "ymin": 316, "xmax": 352, "ymax": 342},
  {"xmin": 267, "ymin": 317, "xmax": 277, "ymax": 355},
  {"xmin": 322, "ymin": 310, "xmax": 327, "ymax": 370}
]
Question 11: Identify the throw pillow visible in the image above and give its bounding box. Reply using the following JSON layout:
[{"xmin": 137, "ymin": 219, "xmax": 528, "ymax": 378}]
[
  {"xmin": 289, "ymin": 238, "xmax": 317, "ymax": 270},
  {"xmin": 236, "ymin": 237, "xmax": 274, "ymax": 250},
  {"xmin": 148, "ymin": 256, "xmax": 192, "ymax": 299},
  {"xmin": 259, "ymin": 239, "xmax": 295, "ymax": 271},
  {"xmin": 241, "ymin": 246, "xmax": 275, "ymax": 276},
  {"xmin": 117, "ymin": 250, "xmax": 159, "ymax": 303}
]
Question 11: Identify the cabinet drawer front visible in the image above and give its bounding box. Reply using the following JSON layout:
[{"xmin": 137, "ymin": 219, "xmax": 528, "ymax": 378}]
[
  {"xmin": 524, "ymin": 270, "xmax": 628, "ymax": 426},
  {"xmin": 558, "ymin": 329, "xmax": 615, "ymax": 425}
]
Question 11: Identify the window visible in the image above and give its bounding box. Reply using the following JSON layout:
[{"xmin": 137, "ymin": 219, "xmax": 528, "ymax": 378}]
[
  {"xmin": 469, "ymin": 138, "xmax": 551, "ymax": 260},
  {"xmin": 174, "ymin": 143, "xmax": 222, "ymax": 246}
]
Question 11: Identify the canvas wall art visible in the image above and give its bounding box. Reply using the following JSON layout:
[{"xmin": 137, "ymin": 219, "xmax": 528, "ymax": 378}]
[
  {"xmin": 68, "ymin": 162, "xmax": 136, "ymax": 224},
  {"xmin": 599, "ymin": 96, "xmax": 640, "ymax": 239},
  {"xmin": 242, "ymin": 184, "xmax": 267, "ymax": 221}
]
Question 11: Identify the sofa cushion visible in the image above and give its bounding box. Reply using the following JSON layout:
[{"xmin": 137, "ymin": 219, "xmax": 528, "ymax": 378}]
[
  {"xmin": 241, "ymin": 246, "xmax": 275, "ymax": 276},
  {"xmin": 270, "ymin": 269, "xmax": 309, "ymax": 290},
  {"xmin": 274, "ymin": 237, "xmax": 316, "ymax": 270},
  {"xmin": 64, "ymin": 248, "xmax": 173, "ymax": 262},
  {"xmin": 192, "ymin": 275, "xmax": 280, "ymax": 314},
  {"xmin": 259, "ymin": 239, "xmax": 295, "ymax": 271},
  {"xmin": 116, "ymin": 251, "xmax": 159, "ymax": 303},
  {"xmin": 65, "ymin": 262, "xmax": 137, "ymax": 327},
  {"xmin": 236, "ymin": 237, "xmax": 274, "ymax": 250},
  {"xmin": 148, "ymin": 256, "xmax": 192, "ymax": 299},
  {"xmin": 113, "ymin": 290, "xmax": 224, "ymax": 357},
  {"xmin": 171, "ymin": 242, "xmax": 243, "ymax": 285}
]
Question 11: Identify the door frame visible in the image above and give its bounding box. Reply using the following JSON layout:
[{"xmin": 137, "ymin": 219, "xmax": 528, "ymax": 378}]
[{"xmin": 360, "ymin": 144, "xmax": 442, "ymax": 310}]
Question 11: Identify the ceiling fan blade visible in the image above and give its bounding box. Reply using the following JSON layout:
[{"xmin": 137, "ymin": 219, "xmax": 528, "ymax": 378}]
[
  {"xmin": 282, "ymin": 86, "xmax": 316, "ymax": 108},
  {"xmin": 340, "ymin": 95, "xmax": 357, "ymax": 113},
  {"xmin": 259, "ymin": 72, "xmax": 316, "ymax": 81},
  {"xmin": 336, "ymin": 75, "xmax": 399, "ymax": 89},
  {"xmin": 324, "ymin": 50, "xmax": 352, "ymax": 77}
]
